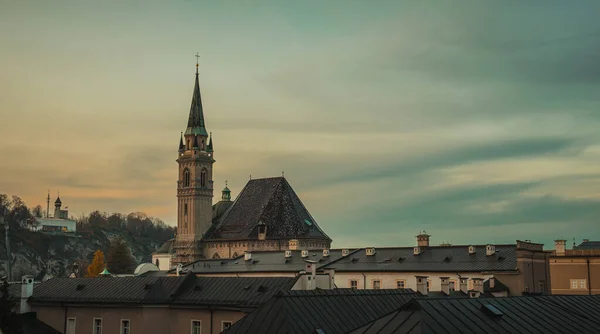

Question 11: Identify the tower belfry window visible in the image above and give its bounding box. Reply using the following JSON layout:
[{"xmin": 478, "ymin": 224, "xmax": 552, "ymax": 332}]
[
  {"xmin": 183, "ymin": 168, "xmax": 190, "ymax": 187},
  {"xmin": 200, "ymin": 169, "xmax": 207, "ymax": 187}
]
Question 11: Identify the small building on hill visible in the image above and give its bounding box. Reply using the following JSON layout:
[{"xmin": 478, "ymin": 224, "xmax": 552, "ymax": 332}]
[{"xmin": 33, "ymin": 196, "xmax": 76, "ymax": 233}]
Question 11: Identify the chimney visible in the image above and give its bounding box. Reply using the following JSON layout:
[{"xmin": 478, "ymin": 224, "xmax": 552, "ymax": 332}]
[
  {"xmin": 416, "ymin": 276, "xmax": 428, "ymax": 295},
  {"xmin": 413, "ymin": 246, "xmax": 421, "ymax": 255},
  {"xmin": 341, "ymin": 249, "xmax": 349, "ymax": 257},
  {"xmin": 416, "ymin": 231, "xmax": 430, "ymax": 247},
  {"xmin": 323, "ymin": 268, "xmax": 335, "ymax": 289},
  {"xmin": 468, "ymin": 245, "xmax": 476, "ymax": 255},
  {"xmin": 486, "ymin": 245, "xmax": 495, "ymax": 256},
  {"xmin": 469, "ymin": 290, "xmax": 481, "ymax": 298},
  {"xmin": 288, "ymin": 239, "xmax": 298, "ymax": 251},
  {"xmin": 554, "ymin": 239, "xmax": 566, "ymax": 256},
  {"xmin": 244, "ymin": 252, "xmax": 252, "ymax": 261},
  {"xmin": 305, "ymin": 260, "xmax": 317, "ymax": 290},
  {"xmin": 460, "ymin": 277, "xmax": 469, "ymax": 294},
  {"xmin": 301, "ymin": 250, "xmax": 308, "ymax": 258},
  {"xmin": 583, "ymin": 239, "xmax": 589, "ymax": 242},
  {"xmin": 176, "ymin": 264, "xmax": 183, "ymax": 276},
  {"xmin": 285, "ymin": 250, "xmax": 292, "ymax": 258},
  {"xmin": 489, "ymin": 277, "xmax": 495, "ymax": 289},
  {"xmin": 366, "ymin": 248, "xmax": 375, "ymax": 256},
  {"xmin": 472, "ymin": 278, "xmax": 484, "ymax": 293},
  {"xmin": 322, "ymin": 249, "xmax": 330, "ymax": 257},
  {"xmin": 20, "ymin": 275, "xmax": 34, "ymax": 313},
  {"xmin": 440, "ymin": 277, "xmax": 450, "ymax": 295}
]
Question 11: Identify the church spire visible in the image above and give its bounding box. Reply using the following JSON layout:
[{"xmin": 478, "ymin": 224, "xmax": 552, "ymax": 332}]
[{"xmin": 185, "ymin": 53, "xmax": 208, "ymax": 136}]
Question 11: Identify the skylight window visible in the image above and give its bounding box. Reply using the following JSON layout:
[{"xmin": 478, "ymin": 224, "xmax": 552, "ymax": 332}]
[
  {"xmin": 481, "ymin": 304, "xmax": 503, "ymax": 317},
  {"xmin": 304, "ymin": 219, "xmax": 313, "ymax": 226}
]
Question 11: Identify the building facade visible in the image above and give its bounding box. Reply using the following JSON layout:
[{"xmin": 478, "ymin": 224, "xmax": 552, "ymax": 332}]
[{"xmin": 549, "ymin": 239, "xmax": 600, "ymax": 295}]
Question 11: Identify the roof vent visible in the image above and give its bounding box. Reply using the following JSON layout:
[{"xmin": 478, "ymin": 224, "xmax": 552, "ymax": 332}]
[
  {"xmin": 413, "ymin": 246, "xmax": 421, "ymax": 255},
  {"xmin": 468, "ymin": 245, "xmax": 475, "ymax": 254},
  {"xmin": 486, "ymin": 245, "xmax": 495, "ymax": 256},
  {"xmin": 323, "ymin": 249, "xmax": 330, "ymax": 257},
  {"xmin": 341, "ymin": 249, "xmax": 349, "ymax": 257},
  {"xmin": 443, "ymin": 256, "xmax": 452, "ymax": 263},
  {"xmin": 257, "ymin": 285, "xmax": 268, "ymax": 293},
  {"xmin": 366, "ymin": 248, "xmax": 376, "ymax": 256},
  {"xmin": 245, "ymin": 252, "xmax": 252, "ymax": 261},
  {"xmin": 76, "ymin": 284, "xmax": 85, "ymax": 291},
  {"xmin": 481, "ymin": 304, "xmax": 503, "ymax": 317},
  {"xmin": 397, "ymin": 256, "xmax": 406, "ymax": 262},
  {"xmin": 301, "ymin": 250, "xmax": 309, "ymax": 258},
  {"xmin": 351, "ymin": 258, "xmax": 359, "ymax": 263},
  {"xmin": 285, "ymin": 250, "xmax": 292, "ymax": 258}
]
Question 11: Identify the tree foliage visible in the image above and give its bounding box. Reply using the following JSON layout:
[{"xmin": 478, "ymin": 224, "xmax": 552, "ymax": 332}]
[
  {"xmin": 107, "ymin": 238, "xmax": 136, "ymax": 275},
  {"xmin": 0, "ymin": 279, "xmax": 21, "ymax": 334},
  {"xmin": 87, "ymin": 250, "xmax": 105, "ymax": 277}
]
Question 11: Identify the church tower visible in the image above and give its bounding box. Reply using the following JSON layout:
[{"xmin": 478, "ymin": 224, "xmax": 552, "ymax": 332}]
[{"xmin": 174, "ymin": 59, "xmax": 215, "ymax": 264}]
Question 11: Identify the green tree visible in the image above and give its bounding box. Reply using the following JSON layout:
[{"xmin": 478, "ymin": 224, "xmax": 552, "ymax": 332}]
[
  {"xmin": 107, "ymin": 238, "xmax": 136, "ymax": 275},
  {"xmin": 87, "ymin": 250, "xmax": 105, "ymax": 277},
  {"xmin": 0, "ymin": 279, "xmax": 22, "ymax": 333}
]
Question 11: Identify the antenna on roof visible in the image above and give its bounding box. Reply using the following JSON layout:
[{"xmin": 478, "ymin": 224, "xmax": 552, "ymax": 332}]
[
  {"xmin": 249, "ymin": 174, "xmax": 252, "ymax": 180},
  {"xmin": 282, "ymin": 171, "xmax": 285, "ymax": 178}
]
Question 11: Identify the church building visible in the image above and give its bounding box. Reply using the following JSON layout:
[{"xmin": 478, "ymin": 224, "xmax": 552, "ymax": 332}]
[{"xmin": 159, "ymin": 62, "xmax": 332, "ymax": 266}]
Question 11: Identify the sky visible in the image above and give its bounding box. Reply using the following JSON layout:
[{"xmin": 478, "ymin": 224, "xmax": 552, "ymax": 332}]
[{"xmin": 1, "ymin": 0, "xmax": 600, "ymax": 248}]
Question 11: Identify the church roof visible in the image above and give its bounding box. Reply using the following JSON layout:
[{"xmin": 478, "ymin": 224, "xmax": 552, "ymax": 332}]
[
  {"xmin": 212, "ymin": 200, "xmax": 234, "ymax": 222},
  {"xmin": 203, "ymin": 177, "xmax": 330, "ymax": 241}
]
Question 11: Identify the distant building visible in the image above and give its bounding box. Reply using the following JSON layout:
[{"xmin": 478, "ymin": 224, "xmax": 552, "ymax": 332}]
[
  {"xmin": 161, "ymin": 63, "xmax": 331, "ymax": 265},
  {"xmin": 549, "ymin": 239, "xmax": 600, "ymax": 295},
  {"xmin": 319, "ymin": 234, "xmax": 549, "ymax": 296},
  {"xmin": 27, "ymin": 274, "xmax": 299, "ymax": 334},
  {"xmin": 33, "ymin": 196, "xmax": 76, "ymax": 233}
]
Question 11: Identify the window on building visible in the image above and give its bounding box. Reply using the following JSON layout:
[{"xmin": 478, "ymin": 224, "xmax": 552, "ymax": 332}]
[
  {"xmin": 222, "ymin": 321, "xmax": 233, "ymax": 331},
  {"xmin": 184, "ymin": 203, "xmax": 188, "ymax": 215},
  {"xmin": 66, "ymin": 318, "xmax": 76, "ymax": 334},
  {"xmin": 155, "ymin": 258, "xmax": 160, "ymax": 267},
  {"xmin": 396, "ymin": 280, "xmax": 405, "ymax": 289},
  {"xmin": 191, "ymin": 320, "xmax": 201, "ymax": 334},
  {"xmin": 121, "ymin": 320, "xmax": 130, "ymax": 334},
  {"xmin": 350, "ymin": 280, "xmax": 358, "ymax": 289},
  {"xmin": 570, "ymin": 279, "xmax": 587, "ymax": 289},
  {"xmin": 93, "ymin": 318, "xmax": 102, "ymax": 334},
  {"xmin": 373, "ymin": 280, "xmax": 381, "ymax": 290},
  {"xmin": 539, "ymin": 280, "xmax": 545, "ymax": 292},
  {"xmin": 183, "ymin": 168, "xmax": 190, "ymax": 187},
  {"xmin": 200, "ymin": 169, "xmax": 207, "ymax": 187}
]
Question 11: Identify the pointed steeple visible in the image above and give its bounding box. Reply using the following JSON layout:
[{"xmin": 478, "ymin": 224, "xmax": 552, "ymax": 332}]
[
  {"xmin": 185, "ymin": 57, "xmax": 208, "ymax": 136},
  {"xmin": 207, "ymin": 132, "xmax": 214, "ymax": 152},
  {"xmin": 222, "ymin": 180, "xmax": 231, "ymax": 201},
  {"xmin": 178, "ymin": 132, "xmax": 184, "ymax": 151}
]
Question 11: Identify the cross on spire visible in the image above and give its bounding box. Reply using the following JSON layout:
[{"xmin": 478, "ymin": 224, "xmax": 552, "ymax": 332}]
[
  {"xmin": 225, "ymin": 180, "xmax": 228, "ymax": 187},
  {"xmin": 195, "ymin": 52, "xmax": 200, "ymax": 74}
]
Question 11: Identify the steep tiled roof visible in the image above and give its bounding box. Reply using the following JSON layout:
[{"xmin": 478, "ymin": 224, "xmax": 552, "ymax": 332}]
[
  {"xmin": 204, "ymin": 177, "xmax": 330, "ymax": 241},
  {"xmin": 28, "ymin": 274, "xmax": 296, "ymax": 307},
  {"xmin": 322, "ymin": 245, "xmax": 518, "ymax": 272},
  {"xmin": 185, "ymin": 71, "xmax": 208, "ymax": 136},
  {"xmin": 178, "ymin": 249, "xmax": 355, "ymax": 275},
  {"xmin": 350, "ymin": 295, "xmax": 600, "ymax": 334},
  {"xmin": 574, "ymin": 240, "xmax": 600, "ymax": 250},
  {"xmin": 225, "ymin": 289, "xmax": 418, "ymax": 334}
]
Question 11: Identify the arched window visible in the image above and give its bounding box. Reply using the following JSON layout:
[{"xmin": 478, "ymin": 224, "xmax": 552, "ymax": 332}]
[
  {"xmin": 183, "ymin": 168, "xmax": 190, "ymax": 187},
  {"xmin": 212, "ymin": 252, "xmax": 220, "ymax": 259},
  {"xmin": 155, "ymin": 259, "xmax": 160, "ymax": 267},
  {"xmin": 200, "ymin": 169, "xmax": 207, "ymax": 187}
]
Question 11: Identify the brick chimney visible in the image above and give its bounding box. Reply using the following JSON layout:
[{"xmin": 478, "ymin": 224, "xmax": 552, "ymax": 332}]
[
  {"xmin": 554, "ymin": 239, "xmax": 566, "ymax": 256},
  {"xmin": 416, "ymin": 276, "xmax": 428, "ymax": 295},
  {"xmin": 20, "ymin": 275, "xmax": 34, "ymax": 313},
  {"xmin": 416, "ymin": 231, "xmax": 430, "ymax": 247},
  {"xmin": 460, "ymin": 277, "xmax": 469, "ymax": 294},
  {"xmin": 440, "ymin": 277, "xmax": 450, "ymax": 295}
]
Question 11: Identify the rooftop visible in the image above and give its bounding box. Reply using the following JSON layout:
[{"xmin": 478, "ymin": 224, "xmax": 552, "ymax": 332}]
[
  {"xmin": 204, "ymin": 177, "xmax": 330, "ymax": 241},
  {"xmin": 321, "ymin": 245, "xmax": 518, "ymax": 273},
  {"xmin": 28, "ymin": 273, "xmax": 297, "ymax": 308},
  {"xmin": 225, "ymin": 289, "xmax": 419, "ymax": 334},
  {"xmin": 350, "ymin": 295, "xmax": 600, "ymax": 334},
  {"xmin": 574, "ymin": 240, "xmax": 600, "ymax": 250}
]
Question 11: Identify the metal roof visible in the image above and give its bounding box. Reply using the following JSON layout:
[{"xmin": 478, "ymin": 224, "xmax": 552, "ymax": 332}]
[
  {"xmin": 225, "ymin": 289, "xmax": 418, "ymax": 334},
  {"xmin": 178, "ymin": 249, "xmax": 355, "ymax": 274},
  {"xmin": 204, "ymin": 177, "xmax": 331, "ymax": 241},
  {"xmin": 574, "ymin": 241, "xmax": 600, "ymax": 250},
  {"xmin": 321, "ymin": 245, "xmax": 518, "ymax": 273},
  {"xmin": 28, "ymin": 274, "xmax": 296, "ymax": 308},
  {"xmin": 351, "ymin": 295, "xmax": 600, "ymax": 334}
]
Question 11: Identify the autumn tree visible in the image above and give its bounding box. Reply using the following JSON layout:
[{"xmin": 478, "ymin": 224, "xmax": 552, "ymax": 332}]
[
  {"xmin": 87, "ymin": 250, "xmax": 105, "ymax": 277},
  {"xmin": 107, "ymin": 238, "xmax": 136, "ymax": 275}
]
